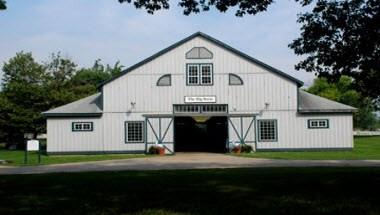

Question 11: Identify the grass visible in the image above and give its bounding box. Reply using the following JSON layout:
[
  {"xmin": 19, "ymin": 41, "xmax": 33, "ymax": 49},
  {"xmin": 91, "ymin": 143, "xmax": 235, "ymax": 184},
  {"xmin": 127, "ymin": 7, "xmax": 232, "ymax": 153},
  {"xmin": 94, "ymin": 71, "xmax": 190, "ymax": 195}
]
[
  {"xmin": 0, "ymin": 150, "xmax": 147, "ymax": 166},
  {"xmin": 1, "ymin": 136, "xmax": 379, "ymax": 166},
  {"xmin": 0, "ymin": 168, "xmax": 380, "ymax": 215},
  {"xmin": 237, "ymin": 136, "xmax": 380, "ymax": 160}
]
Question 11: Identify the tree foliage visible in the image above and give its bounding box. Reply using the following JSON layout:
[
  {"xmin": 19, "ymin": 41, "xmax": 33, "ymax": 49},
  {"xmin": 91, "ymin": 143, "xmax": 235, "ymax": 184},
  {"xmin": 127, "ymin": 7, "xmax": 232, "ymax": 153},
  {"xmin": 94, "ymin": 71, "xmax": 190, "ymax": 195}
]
[
  {"xmin": 0, "ymin": 52, "xmax": 122, "ymax": 148},
  {"xmin": 118, "ymin": 0, "xmax": 274, "ymax": 16},
  {"xmin": 0, "ymin": 52, "xmax": 48, "ymax": 146},
  {"xmin": 0, "ymin": 0, "xmax": 6, "ymax": 10},
  {"xmin": 290, "ymin": 0, "xmax": 380, "ymax": 104},
  {"xmin": 307, "ymin": 76, "xmax": 378, "ymax": 130}
]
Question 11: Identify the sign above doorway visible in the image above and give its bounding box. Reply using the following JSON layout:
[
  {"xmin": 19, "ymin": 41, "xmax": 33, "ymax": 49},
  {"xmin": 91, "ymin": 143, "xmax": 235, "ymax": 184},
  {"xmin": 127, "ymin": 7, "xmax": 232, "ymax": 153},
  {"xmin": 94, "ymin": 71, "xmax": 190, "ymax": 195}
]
[{"xmin": 184, "ymin": 96, "xmax": 216, "ymax": 103}]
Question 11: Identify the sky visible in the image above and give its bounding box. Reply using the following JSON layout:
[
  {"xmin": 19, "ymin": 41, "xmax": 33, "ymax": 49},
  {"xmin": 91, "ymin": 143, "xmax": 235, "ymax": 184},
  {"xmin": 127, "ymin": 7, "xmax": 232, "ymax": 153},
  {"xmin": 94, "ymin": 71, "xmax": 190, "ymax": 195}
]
[{"xmin": 0, "ymin": 0, "xmax": 315, "ymax": 86}]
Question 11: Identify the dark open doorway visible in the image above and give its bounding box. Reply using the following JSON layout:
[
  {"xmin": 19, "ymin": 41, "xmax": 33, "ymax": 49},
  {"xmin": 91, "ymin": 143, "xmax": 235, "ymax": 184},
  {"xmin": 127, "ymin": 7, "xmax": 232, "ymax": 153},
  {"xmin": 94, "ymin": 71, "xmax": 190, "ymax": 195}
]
[{"xmin": 174, "ymin": 116, "xmax": 228, "ymax": 153}]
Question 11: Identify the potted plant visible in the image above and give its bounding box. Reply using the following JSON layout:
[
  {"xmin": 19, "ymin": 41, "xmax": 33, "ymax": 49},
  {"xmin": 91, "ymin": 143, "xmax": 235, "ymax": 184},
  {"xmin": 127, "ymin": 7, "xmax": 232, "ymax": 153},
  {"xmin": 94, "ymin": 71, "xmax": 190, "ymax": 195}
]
[
  {"xmin": 240, "ymin": 144, "xmax": 253, "ymax": 153},
  {"xmin": 148, "ymin": 144, "xmax": 165, "ymax": 155},
  {"xmin": 231, "ymin": 144, "xmax": 241, "ymax": 154}
]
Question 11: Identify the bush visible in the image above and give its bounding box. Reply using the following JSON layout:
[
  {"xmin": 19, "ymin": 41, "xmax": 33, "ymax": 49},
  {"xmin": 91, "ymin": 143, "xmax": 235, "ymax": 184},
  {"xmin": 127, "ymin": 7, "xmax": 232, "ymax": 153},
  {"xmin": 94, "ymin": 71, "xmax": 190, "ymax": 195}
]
[
  {"xmin": 240, "ymin": 144, "xmax": 253, "ymax": 153},
  {"xmin": 148, "ymin": 146, "xmax": 159, "ymax": 154},
  {"xmin": 148, "ymin": 145, "xmax": 165, "ymax": 155}
]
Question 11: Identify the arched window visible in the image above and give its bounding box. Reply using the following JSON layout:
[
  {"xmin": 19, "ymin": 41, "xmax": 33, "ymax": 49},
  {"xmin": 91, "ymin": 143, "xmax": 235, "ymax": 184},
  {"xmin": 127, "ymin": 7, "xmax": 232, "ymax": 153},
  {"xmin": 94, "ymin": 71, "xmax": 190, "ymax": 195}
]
[
  {"xmin": 229, "ymin": 74, "xmax": 243, "ymax": 85},
  {"xmin": 186, "ymin": 47, "xmax": 213, "ymax": 59},
  {"xmin": 156, "ymin": 74, "xmax": 171, "ymax": 86}
]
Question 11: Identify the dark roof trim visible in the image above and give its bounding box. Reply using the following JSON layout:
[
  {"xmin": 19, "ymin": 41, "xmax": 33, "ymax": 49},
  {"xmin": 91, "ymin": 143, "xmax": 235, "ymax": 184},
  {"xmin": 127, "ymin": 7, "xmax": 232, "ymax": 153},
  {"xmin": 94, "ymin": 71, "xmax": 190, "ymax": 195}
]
[
  {"xmin": 298, "ymin": 109, "xmax": 356, "ymax": 113},
  {"xmin": 98, "ymin": 32, "xmax": 303, "ymax": 89},
  {"xmin": 42, "ymin": 113, "xmax": 102, "ymax": 118}
]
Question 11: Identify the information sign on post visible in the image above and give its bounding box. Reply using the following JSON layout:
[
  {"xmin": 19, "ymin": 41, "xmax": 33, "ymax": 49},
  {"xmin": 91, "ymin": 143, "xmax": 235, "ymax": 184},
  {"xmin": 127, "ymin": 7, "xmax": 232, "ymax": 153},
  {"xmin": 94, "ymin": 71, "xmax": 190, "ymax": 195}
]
[{"xmin": 24, "ymin": 139, "xmax": 41, "ymax": 164}]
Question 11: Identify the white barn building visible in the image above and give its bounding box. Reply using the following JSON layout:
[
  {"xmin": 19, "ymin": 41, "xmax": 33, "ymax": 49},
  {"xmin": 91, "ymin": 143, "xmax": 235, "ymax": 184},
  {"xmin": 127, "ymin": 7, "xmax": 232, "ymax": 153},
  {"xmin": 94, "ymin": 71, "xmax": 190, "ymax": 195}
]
[{"xmin": 42, "ymin": 32, "xmax": 356, "ymax": 154}]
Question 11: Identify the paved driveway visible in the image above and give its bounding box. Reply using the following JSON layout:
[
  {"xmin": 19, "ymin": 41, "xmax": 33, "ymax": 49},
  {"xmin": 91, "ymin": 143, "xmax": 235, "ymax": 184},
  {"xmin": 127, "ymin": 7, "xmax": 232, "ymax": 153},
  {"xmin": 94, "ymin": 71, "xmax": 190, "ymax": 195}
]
[{"xmin": 1, "ymin": 153, "xmax": 380, "ymax": 175}]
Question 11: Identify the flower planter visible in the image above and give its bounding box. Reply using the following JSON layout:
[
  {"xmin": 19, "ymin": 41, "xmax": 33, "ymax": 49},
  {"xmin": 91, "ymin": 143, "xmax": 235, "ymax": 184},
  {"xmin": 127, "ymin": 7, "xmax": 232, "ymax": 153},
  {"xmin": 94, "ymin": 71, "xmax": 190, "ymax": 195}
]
[
  {"xmin": 157, "ymin": 147, "xmax": 165, "ymax": 155},
  {"xmin": 232, "ymin": 146, "xmax": 241, "ymax": 154},
  {"xmin": 148, "ymin": 145, "xmax": 166, "ymax": 155}
]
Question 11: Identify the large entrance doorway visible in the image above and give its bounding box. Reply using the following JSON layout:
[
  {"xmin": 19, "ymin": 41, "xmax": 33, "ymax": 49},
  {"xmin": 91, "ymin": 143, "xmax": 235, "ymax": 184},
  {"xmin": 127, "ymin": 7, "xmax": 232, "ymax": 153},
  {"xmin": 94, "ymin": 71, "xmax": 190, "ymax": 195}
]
[{"xmin": 174, "ymin": 116, "xmax": 228, "ymax": 153}]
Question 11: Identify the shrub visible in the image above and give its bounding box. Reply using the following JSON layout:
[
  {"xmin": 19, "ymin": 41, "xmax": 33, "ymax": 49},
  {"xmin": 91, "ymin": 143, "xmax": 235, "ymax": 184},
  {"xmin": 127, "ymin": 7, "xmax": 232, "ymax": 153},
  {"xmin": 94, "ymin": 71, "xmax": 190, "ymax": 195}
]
[
  {"xmin": 240, "ymin": 144, "xmax": 253, "ymax": 153},
  {"xmin": 148, "ymin": 145, "xmax": 165, "ymax": 155},
  {"xmin": 148, "ymin": 146, "xmax": 159, "ymax": 154}
]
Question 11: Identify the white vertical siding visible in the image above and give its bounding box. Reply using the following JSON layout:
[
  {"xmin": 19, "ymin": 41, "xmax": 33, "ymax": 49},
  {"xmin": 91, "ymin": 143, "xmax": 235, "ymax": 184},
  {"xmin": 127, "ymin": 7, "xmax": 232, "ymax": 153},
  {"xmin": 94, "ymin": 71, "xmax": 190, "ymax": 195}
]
[
  {"xmin": 47, "ymin": 35, "xmax": 354, "ymax": 153},
  {"xmin": 47, "ymin": 118, "xmax": 104, "ymax": 153},
  {"xmin": 256, "ymin": 112, "xmax": 353, "ymax": 150},
  {"xmin": 103, "ymin": 37, "xmax": 298, "ymax": 114}
]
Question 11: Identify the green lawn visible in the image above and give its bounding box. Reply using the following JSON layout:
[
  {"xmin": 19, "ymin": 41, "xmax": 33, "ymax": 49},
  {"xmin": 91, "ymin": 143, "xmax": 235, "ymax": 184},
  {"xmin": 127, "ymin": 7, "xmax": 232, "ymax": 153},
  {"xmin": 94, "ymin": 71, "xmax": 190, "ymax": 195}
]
[
  {"xmin": 237, "ymin": 136, "xmax": 380, "ymax": 160},
  {"xmin": 0, "ymin": 150, "xmax": 147, "ymax": 166},
  {"xmin": 0, "ymin": 168, "xmax": 380, "ymax": 215}
]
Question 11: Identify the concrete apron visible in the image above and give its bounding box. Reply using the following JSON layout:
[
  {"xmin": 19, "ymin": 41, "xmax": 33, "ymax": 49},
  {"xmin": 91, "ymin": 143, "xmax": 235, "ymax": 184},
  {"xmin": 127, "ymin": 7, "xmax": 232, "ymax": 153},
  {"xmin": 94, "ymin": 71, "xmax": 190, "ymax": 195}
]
[{"xmin": 1, "ymin": 152, "xmax": 380, "ymax": 175}]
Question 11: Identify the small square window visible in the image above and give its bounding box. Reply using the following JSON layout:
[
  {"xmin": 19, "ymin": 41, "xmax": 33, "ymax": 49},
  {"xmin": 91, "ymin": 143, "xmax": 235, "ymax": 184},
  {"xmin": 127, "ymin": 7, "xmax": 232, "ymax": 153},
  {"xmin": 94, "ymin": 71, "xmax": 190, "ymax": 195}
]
[
  {"xmin": 308, "ymin": 119, "xmax": 329, "ymax": 129},
  {"xmin": 72, "ymin": 122, "xmax": 93, "ymax": 132},
  {"xmin": 125, "ymin": 121, "xmax": 144, "ymax": 143},
  {"xmin": 258, "ymin": 120, "xmax": 277, "ymax": 142}
]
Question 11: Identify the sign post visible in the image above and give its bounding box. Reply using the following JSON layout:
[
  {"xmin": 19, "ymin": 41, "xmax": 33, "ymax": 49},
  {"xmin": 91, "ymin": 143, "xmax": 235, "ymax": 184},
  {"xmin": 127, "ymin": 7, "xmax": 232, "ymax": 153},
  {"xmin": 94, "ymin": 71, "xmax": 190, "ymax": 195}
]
[{"xmin": 24, "ymin": 139, "xmax": 40, "ymax": 165}]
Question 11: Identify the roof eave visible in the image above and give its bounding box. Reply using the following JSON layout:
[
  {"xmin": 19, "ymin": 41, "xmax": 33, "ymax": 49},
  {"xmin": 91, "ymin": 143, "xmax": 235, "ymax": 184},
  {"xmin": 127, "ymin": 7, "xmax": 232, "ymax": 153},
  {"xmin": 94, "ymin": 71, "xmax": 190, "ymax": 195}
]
[
  {"xmin": 298, "ymin": 109, "xmax": 356, "ymax": 114},
  {"xmin": 42, "ymin": 112, "xmax": 103, "ymax": 118}
]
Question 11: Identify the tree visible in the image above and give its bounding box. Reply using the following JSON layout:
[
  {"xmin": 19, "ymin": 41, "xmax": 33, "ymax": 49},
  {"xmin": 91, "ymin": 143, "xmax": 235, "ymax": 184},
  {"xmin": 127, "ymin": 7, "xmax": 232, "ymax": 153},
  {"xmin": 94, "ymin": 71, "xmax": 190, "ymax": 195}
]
[
  {"xmin": 290, "ymin": 0, "xmax": 380, "ymax": 106},
  {"xmin": 45, "ymin": 53, "xmax": 79, "ymax": 109},
  {"xmin": 307, "ymin": 76, "xmax": 377, "ymax": 130},
  {"xmin": 118, "ymin": 0, "xmax": 274, "ymax": 16},
  {"xmin": 0, "ymin": 0, "xmax": 283, "ymax": 16},
  {"xmin": 0, "ymin": 0, "xmax": 6, "ymax": 10},
  {"xmin": 0, "ymin": 52, "xmax": 49, "ymax": 148},
  {"xmin": 0, "ymin": 52, "xmax": 123, "ymax": 148}
]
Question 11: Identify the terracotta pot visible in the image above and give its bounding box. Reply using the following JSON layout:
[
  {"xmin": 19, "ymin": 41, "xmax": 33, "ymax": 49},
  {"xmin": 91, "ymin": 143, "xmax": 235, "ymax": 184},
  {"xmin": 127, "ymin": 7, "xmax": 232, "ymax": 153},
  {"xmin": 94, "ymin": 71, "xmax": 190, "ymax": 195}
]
[
  {"xmin": 158, "ymin": 147, "xmax": 165, "ymax": 155},
  {"xmin": 232, "ymin": 147, "xmax": 241, "ymax": 154}
]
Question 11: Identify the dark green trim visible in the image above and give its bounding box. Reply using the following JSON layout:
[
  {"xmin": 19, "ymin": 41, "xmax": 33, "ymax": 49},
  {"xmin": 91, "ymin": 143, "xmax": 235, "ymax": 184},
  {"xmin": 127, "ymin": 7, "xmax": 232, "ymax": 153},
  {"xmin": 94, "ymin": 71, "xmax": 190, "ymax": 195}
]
[
  {"xmin": 297, "ymin": 88, "xmax": 300, "ymax": 111},
  {"xmin": 185, "ymin": 46, "xmax": 213, "ymax": 59},
  {"xmin": 156, "ymin": 74, "xmax": 171, "ymax": 86},
  {"xmin": 124, "ymin": 121, "xmax": 145, "ymax": 143},
  {"xmin": 299, "ymin": 109, "xmax": 356, "ymax": 113},
  {"xmin": 72, "ymin": 122, "xmax": 94, "ymax": 132},
  {"xmin": 307, "ymin": 119, "xmax": 330, "ymax": 129},
  {"xmin": 257, "ymin": 119, "xmax": 278, "ymax": 142},
  {"xmin": 297, "ymin": 112, "xmax": 353, "ymax": 116},
  {"xmin": 173, "ymin": 104, "xmax": 228, "ymax": 114},
  {"xmin": 254, "ymin": 116, "xmax": 258, "ymax": 151},
  {"xmin": 97, "ymin": 32, "xmax": 303, "ymax": 89},
  {"xmin": 228, "ymin": 73, "xmax": 244, "ymax": 85},
  {"xmin": 43, "ymin": 113, "xmax": 102, "ymax": 118},
  {"xmin": 185, "ymin": 63, "xmax": 213, "ymax": 86},
  {"xmin": 145, "ymin": 116, "xmax": 175, "ymax": 154}
]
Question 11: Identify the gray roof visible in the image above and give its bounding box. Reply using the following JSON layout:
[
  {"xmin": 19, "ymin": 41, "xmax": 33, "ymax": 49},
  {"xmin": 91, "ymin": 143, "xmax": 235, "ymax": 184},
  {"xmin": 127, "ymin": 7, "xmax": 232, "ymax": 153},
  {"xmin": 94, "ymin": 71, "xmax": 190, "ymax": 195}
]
[
  {"xmin": 42, "ymin": 90, "xmax": 356, "ymax": 117},
  {"xmin": 42, "ymin": 93, "xmax": 103, "ymax": 117},
  {"xmin": 298, "ymin": 90, "xmax": 356, "ymax": 113},
  {"xmin": 98, "ymin": 32, "xmax": 304, "ymax": 89}
]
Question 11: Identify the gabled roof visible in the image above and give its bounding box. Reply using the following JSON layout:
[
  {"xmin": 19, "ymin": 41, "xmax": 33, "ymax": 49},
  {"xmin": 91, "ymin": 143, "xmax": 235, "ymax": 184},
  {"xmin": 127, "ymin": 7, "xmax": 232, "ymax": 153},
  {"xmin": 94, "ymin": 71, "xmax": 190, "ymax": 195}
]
[
  {"xmin": 298, "ymin": 90, "xmax": 356, "ymax": 113},
  {"xmin": 42, "ymin": 93, "xmax": 102, "ymax": 117},
  {"xmin": 98, "ymin": 32, "xmax": 304, "ymax": 89}
]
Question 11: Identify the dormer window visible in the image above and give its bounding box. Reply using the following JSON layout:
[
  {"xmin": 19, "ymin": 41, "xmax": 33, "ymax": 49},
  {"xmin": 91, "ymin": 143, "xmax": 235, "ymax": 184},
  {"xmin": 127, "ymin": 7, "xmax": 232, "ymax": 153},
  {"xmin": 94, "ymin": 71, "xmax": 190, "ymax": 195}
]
[
  {"xmin": 186, "ymin": 64, "xmax": 213, "ymax": 86},
  {"xmin": 186, "ymin": 47, "xmax": 213, "ymax": 59}
]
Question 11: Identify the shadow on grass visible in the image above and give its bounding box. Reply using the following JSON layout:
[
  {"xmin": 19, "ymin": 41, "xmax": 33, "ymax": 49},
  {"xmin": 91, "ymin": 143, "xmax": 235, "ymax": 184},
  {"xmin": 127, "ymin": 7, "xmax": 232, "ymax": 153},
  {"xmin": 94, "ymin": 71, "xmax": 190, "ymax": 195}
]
[{"xmin": 0, "ymin": 168, "xmax": 380, "ymax": 215}]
